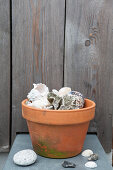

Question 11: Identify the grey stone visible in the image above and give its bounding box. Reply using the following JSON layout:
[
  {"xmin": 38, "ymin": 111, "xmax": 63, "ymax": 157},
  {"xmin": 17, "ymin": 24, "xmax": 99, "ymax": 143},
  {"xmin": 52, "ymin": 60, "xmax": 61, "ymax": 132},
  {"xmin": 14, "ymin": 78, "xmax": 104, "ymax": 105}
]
[
  {"xmin": 62, "ymin": 161, "xmax": 76, "ymax": 168},
  {"xmin": 88, "ymin": 154, "xmax": 98, "ymax": 161}
]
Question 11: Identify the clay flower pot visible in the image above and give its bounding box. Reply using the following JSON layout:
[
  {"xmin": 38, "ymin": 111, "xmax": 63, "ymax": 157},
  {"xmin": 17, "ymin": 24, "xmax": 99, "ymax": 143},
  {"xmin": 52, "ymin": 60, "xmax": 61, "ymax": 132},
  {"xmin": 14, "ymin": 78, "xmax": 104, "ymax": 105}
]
[{"xmin": 22, "ymin": 99, "xmax": 95, "ymax": 158}]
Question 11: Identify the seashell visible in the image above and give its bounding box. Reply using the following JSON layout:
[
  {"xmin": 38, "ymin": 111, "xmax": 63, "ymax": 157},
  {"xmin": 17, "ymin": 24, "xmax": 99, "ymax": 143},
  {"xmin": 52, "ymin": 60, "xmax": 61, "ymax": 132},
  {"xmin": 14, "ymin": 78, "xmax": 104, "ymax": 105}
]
[
  {"xmin": 85, "ymin": 161, "xmax": 97, "ymax": 168},
  {"xmin": 69, "ymin": 91, "xmax": 84, "ymax": 97},
  {"xmin": 88, "ymin": 154, "xmax": 98, "ymax": 161},
  {"xmin": 47, "ymin": 92, "xmax": 62, "ymax": 110},
  {"xmin": 69, "ymin": 91, "xmax": 84, "ymax": 108},
  {"xmin": 59, "ymin": 95, "xmax": 75, "ymax": 110},
  {"xmin": 27, "ymin": 83, "xmax": 49, "ymax": 102},
  {"xmin": 27, "ymin": 96, "xmax": 50, "ymax": 109},
  {"xmin": 58, "ymin": 105, "xmax": 71, "ymax": 110},
  {"xmin": 33, "ymin": 83, "xmax": 49, "ymax": 96},
  {"xmin": 58, "ymin": 87, "xmax": 71, "ymax": 97},
  {"xmin": 26, "ymin": 100, "xmax": 32, "ymax": 105},
  {"xmin": 59, "ymin": 94, "xmax": 82, "ymax": 110},
  {"xmin": 27, "ymin": 89, "xmax": 41, "ymax": 102},
  {"xmin": 81, "ymin": 149, "xmax": 93, "ymax": 157},
  {"xmin": 52, "ymin": 89, "xmax": 59, "ymax": 95},
  {"xmin": 46, "ymin": 105, "xmax": 54, "ymax": 110}
]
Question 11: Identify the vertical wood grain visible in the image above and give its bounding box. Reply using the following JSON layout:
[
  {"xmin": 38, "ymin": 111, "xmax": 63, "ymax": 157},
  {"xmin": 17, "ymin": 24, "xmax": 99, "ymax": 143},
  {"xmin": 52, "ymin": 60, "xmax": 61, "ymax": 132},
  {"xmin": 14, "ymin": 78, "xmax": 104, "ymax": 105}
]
[
  {"xmin": 12, "ymin": 0, "xmax": 65, "ymax": 142},
  {"xmin": 65, "ymin": 0, "xmax": 113, "ymax": 152},
  {"xmin": 0, "ymin": 0, "xmax": 10, "ymax": 151}
]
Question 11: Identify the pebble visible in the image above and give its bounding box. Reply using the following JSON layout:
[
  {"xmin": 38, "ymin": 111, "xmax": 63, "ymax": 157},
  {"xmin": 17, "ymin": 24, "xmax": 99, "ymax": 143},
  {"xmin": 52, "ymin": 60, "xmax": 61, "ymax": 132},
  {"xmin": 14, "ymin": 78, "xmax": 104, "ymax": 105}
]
[
  {"xmin": 13, "ymin": 149, "xmax": 37, "ymax": 166},
  {"xmin": 81, "ymin": 149, "xmax": 93, "ymax": 157},
  {"xmin": 85, "ymin": 161, "xmax": 97, "ymax": 169},
  {"xmin": 62, "ymin": 161, "xmax": 76, "ymax": 168}
]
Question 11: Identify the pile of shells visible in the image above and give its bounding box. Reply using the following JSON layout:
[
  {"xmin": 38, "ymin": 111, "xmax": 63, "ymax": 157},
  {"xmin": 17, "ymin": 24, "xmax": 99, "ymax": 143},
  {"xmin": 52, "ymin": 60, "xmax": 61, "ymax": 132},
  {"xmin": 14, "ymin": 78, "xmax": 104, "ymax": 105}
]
[
  {"xmin": 26, "ymin": 83, "xmax": 85, "ymax": 110},
  {"xmin": 81, "ymin": 149, "xmax": 98, "ymax": 169}
]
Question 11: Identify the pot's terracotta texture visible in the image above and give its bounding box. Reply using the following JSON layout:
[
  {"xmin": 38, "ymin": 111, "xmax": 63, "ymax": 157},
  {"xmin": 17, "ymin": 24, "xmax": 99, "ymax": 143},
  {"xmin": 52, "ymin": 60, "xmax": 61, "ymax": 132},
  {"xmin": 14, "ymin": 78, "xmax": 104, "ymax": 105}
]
[{"xmin": 22, "ymin": 99, "xmax": 95, "ymax": 158}]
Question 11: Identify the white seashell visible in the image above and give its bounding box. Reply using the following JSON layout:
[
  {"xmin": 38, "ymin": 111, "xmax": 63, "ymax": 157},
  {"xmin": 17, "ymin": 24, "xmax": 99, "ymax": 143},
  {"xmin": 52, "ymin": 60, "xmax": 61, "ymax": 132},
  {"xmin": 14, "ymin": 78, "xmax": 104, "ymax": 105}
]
[
  {"xmin": 33, "ymin": 83, "xmax": 49, "ymax": 96},
  {"xmin": 13, "ymin": 149, "xmax": 37, "ymax": 166},
  {"xmin": 27, "ymin": 89, "xmax": 41, "ymax": 102},
  {"xmin": 58, "ymin": 87, "xmax": 71, "ymax": 97},
  {"xmin": 27, "ymin": 97, "xmax": 50, "ymax": 109},
  {"xmin": 85, "ymin": 161, "xmax": 97, "ymax": 168},
  {"xmin": 81, "ymin": 149, "xmax": 93, "ymax": 157},
  {"xmin": 52, "ymin": 89, "xmax": 59, "ymax": 95},
  {"xmin": 27, "ymin": 83, "xmax": 49, "ymax": 102}
]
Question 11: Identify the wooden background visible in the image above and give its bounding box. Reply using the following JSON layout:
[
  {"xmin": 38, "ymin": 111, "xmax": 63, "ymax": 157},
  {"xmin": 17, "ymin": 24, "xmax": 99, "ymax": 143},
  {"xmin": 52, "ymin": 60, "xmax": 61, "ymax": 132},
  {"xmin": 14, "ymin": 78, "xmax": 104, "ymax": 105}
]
[{"xmin": 0, "ymin": 0, "xmax": 113, "ymax": 153}]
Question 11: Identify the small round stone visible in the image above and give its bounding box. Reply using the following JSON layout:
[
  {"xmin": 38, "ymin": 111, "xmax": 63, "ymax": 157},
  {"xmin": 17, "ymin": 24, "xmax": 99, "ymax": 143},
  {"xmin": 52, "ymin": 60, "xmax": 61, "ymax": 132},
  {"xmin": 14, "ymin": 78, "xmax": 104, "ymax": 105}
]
[{"xmin": 13, "ymin": 149, "xmax": 37, "ymax": 166}]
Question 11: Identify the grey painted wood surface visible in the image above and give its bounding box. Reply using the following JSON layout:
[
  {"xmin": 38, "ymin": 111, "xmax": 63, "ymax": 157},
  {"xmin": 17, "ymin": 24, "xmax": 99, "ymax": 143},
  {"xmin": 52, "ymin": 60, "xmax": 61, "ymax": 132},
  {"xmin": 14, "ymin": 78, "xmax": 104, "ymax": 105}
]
[
  {"xmin": 12, "ymin": 0, "xmax": 65, "ymax": 142},
  {"xmin": 3, "ymin": 134, "xmax": 113, "ymax": 170},
  {"xmin": 65, "ymin": 0, "xmax": 113, "ymax": 152},
  {"xmin": 0, "ymin": 0, "xmax": 10, "ymax": 152},
  {"xmin": 0, "ymin": 153, "xmax": 9, "ymax": 170}
]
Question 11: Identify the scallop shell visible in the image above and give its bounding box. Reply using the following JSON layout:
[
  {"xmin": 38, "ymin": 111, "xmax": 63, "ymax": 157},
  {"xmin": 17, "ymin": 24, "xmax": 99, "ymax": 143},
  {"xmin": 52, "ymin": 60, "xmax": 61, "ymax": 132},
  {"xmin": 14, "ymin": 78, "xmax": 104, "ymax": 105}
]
[
  {"xmin": 58, "ymin": 87, "xmax": 71, "ymax": 97},
  {"xmin": 81, "ymin": 149, "xmax": 93, "ymax": 157},
  {"xmin": 85, "ymin": 161, "xmax": 97, "ymax": 168},
  {"xmin": 27, "ymin": 83, "xmax": 49, "ymax": 102}
]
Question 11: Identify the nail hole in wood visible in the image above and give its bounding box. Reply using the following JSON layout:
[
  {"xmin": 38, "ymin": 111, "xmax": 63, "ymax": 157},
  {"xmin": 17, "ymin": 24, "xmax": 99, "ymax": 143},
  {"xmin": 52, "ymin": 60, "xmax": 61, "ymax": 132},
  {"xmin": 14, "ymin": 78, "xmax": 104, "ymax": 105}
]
[{"xmin": 85, "ymin": 40, "xmax": 91, "ymax": 46}]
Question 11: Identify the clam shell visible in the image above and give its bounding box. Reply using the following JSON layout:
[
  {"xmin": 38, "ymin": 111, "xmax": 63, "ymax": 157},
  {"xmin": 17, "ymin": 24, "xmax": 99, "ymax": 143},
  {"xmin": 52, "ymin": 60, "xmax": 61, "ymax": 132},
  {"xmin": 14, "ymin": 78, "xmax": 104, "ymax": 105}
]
[
  {"xmin": 52, "ymin": 89, "xmax": 59, "ymax": 95},
  {"xmin": 85, "ymin": 161, "xmax": 97, "ymax": 168},
  {"xmin": 58, "ymin": 87, "xmax": 71, "ymax": 97},
  {"xmin": 81, "ymin": 149, "xmax": 93, "ymax": 157}
]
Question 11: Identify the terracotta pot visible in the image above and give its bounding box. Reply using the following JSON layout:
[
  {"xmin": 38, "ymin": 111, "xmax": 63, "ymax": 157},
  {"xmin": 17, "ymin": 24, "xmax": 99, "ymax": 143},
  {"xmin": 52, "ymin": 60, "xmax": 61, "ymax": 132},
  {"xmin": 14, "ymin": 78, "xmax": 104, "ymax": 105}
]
[{"xmin": 22, "ymin": 99, "xmax": 95, "ymax": 158}]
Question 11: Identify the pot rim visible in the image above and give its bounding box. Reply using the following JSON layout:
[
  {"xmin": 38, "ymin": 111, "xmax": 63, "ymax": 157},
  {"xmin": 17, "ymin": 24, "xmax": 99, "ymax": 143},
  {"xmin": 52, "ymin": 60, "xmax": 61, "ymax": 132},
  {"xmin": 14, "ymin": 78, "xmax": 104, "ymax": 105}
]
[
  {"xmin": 22, "ymin": 98, "xmax": 95, "ymax": 125},
  {"xmin": 22, "ymin": 98, "xmax": 95, "ymax": 112}
]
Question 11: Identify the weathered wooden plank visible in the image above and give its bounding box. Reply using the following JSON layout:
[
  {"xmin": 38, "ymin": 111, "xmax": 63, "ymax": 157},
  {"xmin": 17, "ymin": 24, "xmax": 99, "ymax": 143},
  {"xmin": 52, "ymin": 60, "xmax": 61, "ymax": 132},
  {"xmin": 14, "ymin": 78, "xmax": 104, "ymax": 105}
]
[
  {"xmin": 112, "ymin": 127, "xmax": 113, "ymax": 166},
  {"xmin": 65, "ymin": 0, "xmax": 113, "ymax": 152},
  {"xmin": 3, "ymin": 134, "xmax": 113, "ymax": 170},
  {"xmin": 12, "ymin": 0, "xmax": 65, "ymax": 142},
  {"xmin": 0, "ymin": 0, "xmax": 10, "ymax": 152}
]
